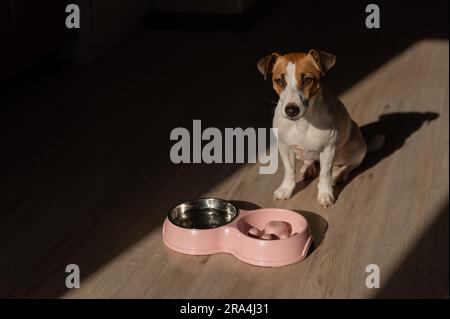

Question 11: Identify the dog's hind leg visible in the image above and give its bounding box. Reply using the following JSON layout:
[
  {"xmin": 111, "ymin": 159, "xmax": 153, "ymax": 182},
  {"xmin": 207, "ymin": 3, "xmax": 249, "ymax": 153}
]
[
  {"xmin": 332, "ymin": 145, "xmax": 365, "ymax": 185},
  {"xmin": 299, "ymin": 160, "xmax": 318, "ymax": 181},
  {"xmin": 332, "ymin": 164, "xmax": 356, "ymax": 185},
  {"xmin": 332, "ymin": 124, "xmax": 367, "ymax": 185}
]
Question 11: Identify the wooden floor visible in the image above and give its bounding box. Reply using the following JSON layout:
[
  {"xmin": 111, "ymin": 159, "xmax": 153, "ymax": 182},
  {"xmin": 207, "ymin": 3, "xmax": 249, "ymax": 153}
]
[{"xmin": 0, "ymin": 1, "xmax": 448, "ymax": 299}]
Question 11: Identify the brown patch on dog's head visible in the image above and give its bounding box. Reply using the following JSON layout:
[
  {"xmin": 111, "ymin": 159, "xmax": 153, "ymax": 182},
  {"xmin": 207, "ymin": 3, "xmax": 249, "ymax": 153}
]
[
  {"xmin": 256, "ymin": 52, "xmax": 280, "ymax": 81},
  {"xmin": 307, "ymin": 49, "xmax": 336, "ymax": 76},
  {"xmin": 257, "ymin": 50, "xmax": 336, "ymax": 99},
  {"xmin": 257, "ymin": 50, "xmax": 336, "ymax": 119}
]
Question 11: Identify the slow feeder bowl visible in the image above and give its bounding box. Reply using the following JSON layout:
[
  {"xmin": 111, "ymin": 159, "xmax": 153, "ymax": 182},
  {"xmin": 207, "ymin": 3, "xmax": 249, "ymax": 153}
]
[{"xmin": 162, "ymin": 198, "xmax": 313, "ymax": 267}]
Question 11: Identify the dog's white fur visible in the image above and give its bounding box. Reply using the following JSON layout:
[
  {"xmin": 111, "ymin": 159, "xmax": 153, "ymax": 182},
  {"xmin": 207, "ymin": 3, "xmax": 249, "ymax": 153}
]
[{"xmin": 258, "ymin": 50, "xmax": 367, "ymax": 207}]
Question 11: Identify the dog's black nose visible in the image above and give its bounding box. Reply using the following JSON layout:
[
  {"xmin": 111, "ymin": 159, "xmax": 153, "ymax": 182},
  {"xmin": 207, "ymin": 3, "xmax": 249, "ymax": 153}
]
[{"xmin": 285, "ymin": 104, "xmax": 300, "ymax": 117}]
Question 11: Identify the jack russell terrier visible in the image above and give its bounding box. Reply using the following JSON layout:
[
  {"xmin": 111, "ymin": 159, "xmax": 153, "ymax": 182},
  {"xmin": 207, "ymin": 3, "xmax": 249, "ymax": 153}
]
[{"xmin": 257, "ymin": 50, "xmax": 367, "ymax": 208}]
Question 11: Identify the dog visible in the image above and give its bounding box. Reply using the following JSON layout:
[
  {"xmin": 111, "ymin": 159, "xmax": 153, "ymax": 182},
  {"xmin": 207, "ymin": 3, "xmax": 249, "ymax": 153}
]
[{"xmin": 257, "ymin": 49, "xmax": 367, "ymax": 207}]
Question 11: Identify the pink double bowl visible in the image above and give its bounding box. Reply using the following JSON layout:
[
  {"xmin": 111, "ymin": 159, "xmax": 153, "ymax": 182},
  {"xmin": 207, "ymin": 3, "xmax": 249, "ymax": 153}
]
[{"xmin": 162, "ymin": 198, "xmax": 313, "ymax": 267}]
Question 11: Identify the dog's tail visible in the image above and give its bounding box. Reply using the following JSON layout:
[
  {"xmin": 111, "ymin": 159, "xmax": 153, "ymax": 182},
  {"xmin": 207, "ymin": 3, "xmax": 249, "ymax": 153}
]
[{"xmin": 367, "ymin": 134, "xmax": 386, "ymax": 152}]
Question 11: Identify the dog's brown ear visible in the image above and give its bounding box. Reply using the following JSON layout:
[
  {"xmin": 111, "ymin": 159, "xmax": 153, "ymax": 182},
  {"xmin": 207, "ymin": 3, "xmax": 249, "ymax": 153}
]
[
  {"xmin": 257, "ymin": 53, "xmax": 280, "ymax": 80},
  {"xmin": 308, "ymin": 49, "xmax": 336, "ymax": 75}
]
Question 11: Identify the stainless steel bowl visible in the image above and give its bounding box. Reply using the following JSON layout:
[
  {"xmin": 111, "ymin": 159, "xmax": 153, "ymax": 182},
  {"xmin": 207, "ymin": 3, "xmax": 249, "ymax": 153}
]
[{"xmin": 168, "ymin": 198, "xmax": 239, "ymax": 229}]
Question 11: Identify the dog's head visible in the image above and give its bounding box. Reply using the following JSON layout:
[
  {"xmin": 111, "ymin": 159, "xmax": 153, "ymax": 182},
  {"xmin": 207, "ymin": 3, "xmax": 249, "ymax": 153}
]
[{"xmin": 257, "ymin": 50, "xmax": 336, "ymax": 120}]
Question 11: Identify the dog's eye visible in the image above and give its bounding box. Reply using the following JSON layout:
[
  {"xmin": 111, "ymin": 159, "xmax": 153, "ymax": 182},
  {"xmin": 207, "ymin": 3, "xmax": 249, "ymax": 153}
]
[
  {"xmin": 275, "ymin": 78, "xmax": 285, "ymax": 86},
  {"xmin": 302, "ymin": 76, "xmax": 313, "ymax": 85}
]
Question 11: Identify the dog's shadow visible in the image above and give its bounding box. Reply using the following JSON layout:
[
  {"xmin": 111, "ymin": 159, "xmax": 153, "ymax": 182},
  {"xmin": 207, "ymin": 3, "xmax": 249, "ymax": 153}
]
[
  {"xmin": 334, "ymin": 112, "xmax": 439, "ymax": 200},
  {"xmin": 336, "ymin": 111, "xmax": 439, "ymax": 200},
  {"xmin": 291, "ymin": 111, "xmax": 439, "ymax": 201}
]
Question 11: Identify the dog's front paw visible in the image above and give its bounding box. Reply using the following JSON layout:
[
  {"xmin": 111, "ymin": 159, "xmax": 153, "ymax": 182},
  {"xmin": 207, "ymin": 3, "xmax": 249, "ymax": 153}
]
[
  {"xmin": 274, "ymin": 185, "xmax": 294, "ymax": 200},
  {"xmin": 317, "ymin": 191, "xmax": 334, "ymax": 208}
]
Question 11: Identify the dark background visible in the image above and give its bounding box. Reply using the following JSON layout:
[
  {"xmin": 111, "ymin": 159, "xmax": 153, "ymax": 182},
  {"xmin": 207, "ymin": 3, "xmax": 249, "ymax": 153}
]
[{"xmin": 0, "ymin": 0, "xmax": 448, "ymax": 298}]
